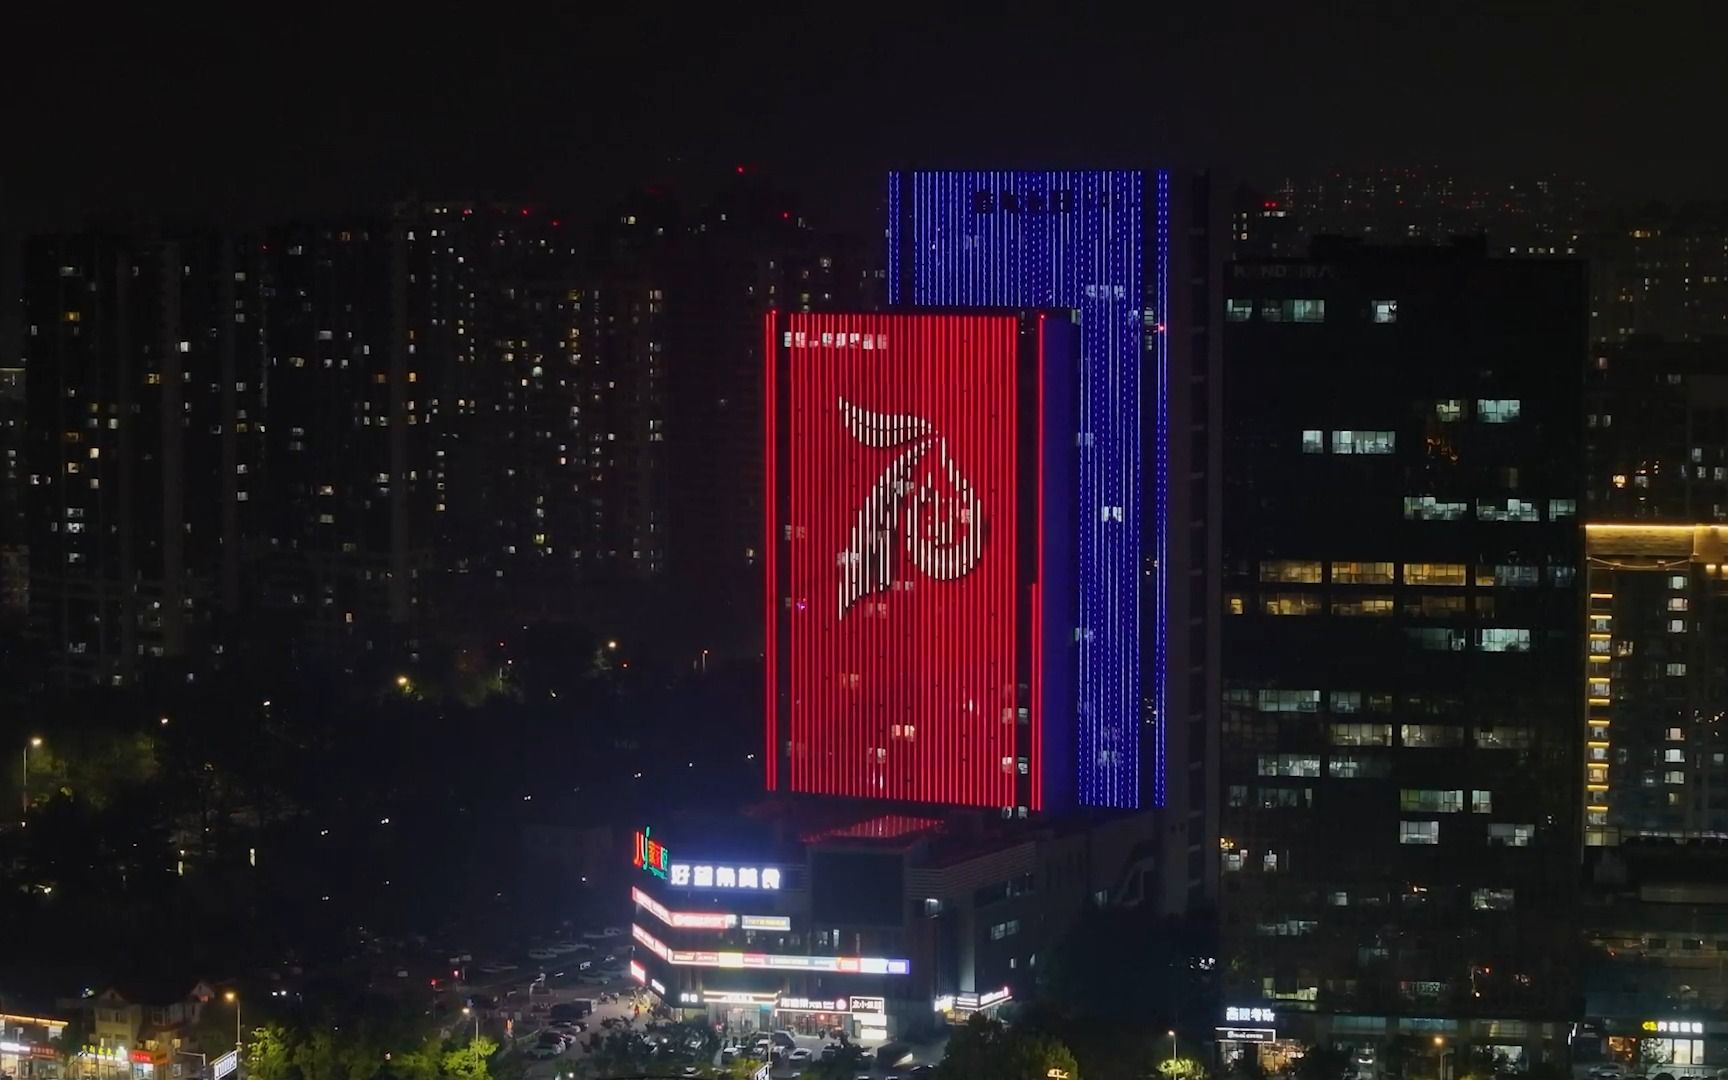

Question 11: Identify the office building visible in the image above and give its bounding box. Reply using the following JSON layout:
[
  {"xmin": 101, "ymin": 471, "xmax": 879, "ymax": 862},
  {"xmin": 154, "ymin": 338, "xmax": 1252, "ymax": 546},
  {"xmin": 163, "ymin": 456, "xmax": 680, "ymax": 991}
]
[
  {"xmin": 886, "ymin": 169, "xmax": 1222, "ymax": 908},
  {"xmin": 1217, "ymin": 239, "xmax": 1586, "ymax": 1064},
  {"xmin": 887, "ymin": 171, "xmax": 1154, "ymax": 813},
  {"xmin": 763, "ymin": 310, "xmax": 1080, "ymax": 811}
]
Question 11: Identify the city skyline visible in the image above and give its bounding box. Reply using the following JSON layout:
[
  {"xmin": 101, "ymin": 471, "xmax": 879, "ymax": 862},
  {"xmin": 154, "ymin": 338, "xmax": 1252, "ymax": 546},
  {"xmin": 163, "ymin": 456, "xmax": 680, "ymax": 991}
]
[{"xmin": 9, "ymin": 9, "xmax": 1728, "ymax": 1080}]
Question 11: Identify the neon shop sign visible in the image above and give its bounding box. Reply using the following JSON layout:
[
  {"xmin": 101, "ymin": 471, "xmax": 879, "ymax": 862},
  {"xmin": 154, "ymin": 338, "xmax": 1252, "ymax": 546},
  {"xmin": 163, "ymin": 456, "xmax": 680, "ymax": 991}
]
[
  {"xmin": 667, "ymin": 862, "xmax": 782, "ymax": 890},
  {"xmin": 633, "ymin": 828, "xmax": 670, "ymax": 879}
]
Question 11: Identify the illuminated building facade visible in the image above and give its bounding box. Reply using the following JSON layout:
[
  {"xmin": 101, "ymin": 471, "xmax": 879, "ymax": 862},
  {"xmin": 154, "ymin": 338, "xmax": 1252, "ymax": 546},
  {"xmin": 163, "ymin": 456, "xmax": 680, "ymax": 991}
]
[
  {"xmin": 624, "ymin": 810, "xmax": 1153, "ymax": 1042},
  {"xmin": 764, "ymin": 310, "xmax": 1079, "ymax": 811},
  {"xmin": 1583, "ymin": 525, "xmax": 1728, "ymax": 847},
  {"xmin": 887, "ymin": 170, "xmax": 1157, "ymax": 811},
  {"xmin": 1218, "ymin": 239, "xmax": 1586, "ymax": 1061}
]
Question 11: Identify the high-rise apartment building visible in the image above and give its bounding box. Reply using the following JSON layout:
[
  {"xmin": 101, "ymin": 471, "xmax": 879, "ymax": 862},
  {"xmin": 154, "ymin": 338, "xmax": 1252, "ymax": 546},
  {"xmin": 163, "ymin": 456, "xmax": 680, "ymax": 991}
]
[
  {"xmin": 0, "ymin": 365, "xmax": 25, "ymax": 622},
  {"xmin": 252, "ymin": 218, "xmax": 417, "ymax": 665},
  {"xmin": 1584, "ymin": 337, "xmax": 1728, "ymax": 522},
  {"xmin": 1234, "ymin": 171, "xmax": 1728, "ymax": 345},
  {"xmin": 1591, "ymin": 206, "xmax": 1728, "ymax": 344},
  {"xmin": 1581, "ymin": 524, "xmax": 1728, "ymax": 848},
  {"xmin": 1574, "ymin": 337, "xmax": 1728, "ymax": 1069},
  {"xmin": 1217, "ymin": 239, "xmax": 1586, "ymax": 1064},
  {"xmin": 22, "ymin": 233, "xmax": 266, "ymax": 685},
  {"xmin": 1233, "ymin": 169, "xmax": 1588, "ymax": 261}
]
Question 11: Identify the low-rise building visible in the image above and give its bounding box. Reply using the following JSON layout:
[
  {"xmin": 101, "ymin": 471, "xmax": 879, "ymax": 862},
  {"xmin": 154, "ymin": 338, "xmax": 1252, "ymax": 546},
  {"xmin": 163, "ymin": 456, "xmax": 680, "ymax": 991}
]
[{"xmin": 624, "ymin": 804, "xmax": 1158, "ymax": 1042}]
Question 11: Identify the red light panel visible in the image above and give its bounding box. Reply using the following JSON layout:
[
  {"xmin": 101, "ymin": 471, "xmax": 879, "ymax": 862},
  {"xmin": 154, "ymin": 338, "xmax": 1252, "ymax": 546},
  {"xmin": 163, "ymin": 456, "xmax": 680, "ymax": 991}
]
[{"xmin": 775, "ymin": 312, "xmax": 1021, "ymax": 808}]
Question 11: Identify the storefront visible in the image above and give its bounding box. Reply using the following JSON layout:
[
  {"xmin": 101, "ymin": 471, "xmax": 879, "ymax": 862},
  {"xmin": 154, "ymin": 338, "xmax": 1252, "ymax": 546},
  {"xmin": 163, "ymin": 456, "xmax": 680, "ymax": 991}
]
[
  {"xmin": 1216, "ymin": 1006, "xmax": 1303, "ymax": 1074},
  {"xmin": 933, "ymin": 987, "xmax": 1012, "ymax": 1026},
  {"xmin": 1599, "ymin": 1017, "xmax": 1721, "ymax": 1071},
  {"xmin": 774, "ymin": 998, "xmax": 850, "ymax": 1039},
  {"xmin": 676, "ymin": 990, "xmax": 778, "ymax": 1035},
  {"xmin": 772, "ymin": 995, "xmax": 889, "ymax": 1042},
  {"xmin": 71, "ymin": 1047, "xmax": 132, "ymax": 1080},
  {"xmin": 0, "ymin": 1041, "xmax": 63, "ymax": 1080}
]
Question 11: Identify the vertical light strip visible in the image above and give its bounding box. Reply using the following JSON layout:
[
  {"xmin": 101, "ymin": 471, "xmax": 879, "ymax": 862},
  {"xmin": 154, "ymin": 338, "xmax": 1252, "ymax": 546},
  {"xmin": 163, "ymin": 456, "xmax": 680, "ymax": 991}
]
[
  {"xmin": 887, "ymin": 174, "xmax": 901, "ymax": 307},
  {"xmin": 763, "ymin": 309, "xmax": 778, "ymax": 791},
  {"xmin": 1032, "ymin": 313, "xmax": 1047, "ymax": 811}
]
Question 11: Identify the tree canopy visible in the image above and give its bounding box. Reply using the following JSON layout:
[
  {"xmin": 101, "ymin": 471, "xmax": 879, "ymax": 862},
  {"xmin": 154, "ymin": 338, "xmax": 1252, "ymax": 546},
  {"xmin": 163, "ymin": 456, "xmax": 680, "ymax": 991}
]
[{"xmin": 936, "ymin": 1015, "xmax": 1082, "ymax": 1080}]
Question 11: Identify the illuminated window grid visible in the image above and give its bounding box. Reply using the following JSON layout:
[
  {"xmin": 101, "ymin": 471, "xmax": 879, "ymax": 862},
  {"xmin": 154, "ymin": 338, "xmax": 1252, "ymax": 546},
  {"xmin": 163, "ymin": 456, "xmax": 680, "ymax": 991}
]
[{"xmin": 1585, "ymin": 589, "xmax": 1613, "ymax": 843}]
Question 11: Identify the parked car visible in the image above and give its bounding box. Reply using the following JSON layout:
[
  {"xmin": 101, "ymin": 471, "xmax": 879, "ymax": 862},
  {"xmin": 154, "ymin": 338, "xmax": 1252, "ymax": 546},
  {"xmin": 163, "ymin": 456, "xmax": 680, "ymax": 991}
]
[
  {"xmin": 524, "ymin": 1046, "xmax": 558, "ymax": 1061},
  {"xmin": 772, "ymin": 1030, "xmax": 798, "ymax": 1049},
  {"xmin": 527, "ymin": 947, "xmax": 558, "ymax": 961},
  {"xmin": 790, "ymin": 1047, "xmax": 813, "ymax": 1061}
]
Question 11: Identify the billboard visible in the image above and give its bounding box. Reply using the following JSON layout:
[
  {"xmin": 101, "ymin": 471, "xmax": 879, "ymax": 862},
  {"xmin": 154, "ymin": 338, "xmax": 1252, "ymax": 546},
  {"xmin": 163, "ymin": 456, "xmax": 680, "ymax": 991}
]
[
  {"xmin": 887, "ymin": 170, "xmax": 1165, "ymax": 811},
  {"xmin": 766, "ymin": 311, "xmax": 1075, "ymax": 809}
]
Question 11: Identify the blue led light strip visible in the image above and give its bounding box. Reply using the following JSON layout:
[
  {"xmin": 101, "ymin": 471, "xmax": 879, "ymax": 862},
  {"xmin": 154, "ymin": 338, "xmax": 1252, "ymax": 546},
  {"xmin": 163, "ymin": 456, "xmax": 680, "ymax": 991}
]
[{"xmin": 892, "ymin": 170, "xmax": 1163, "ymax": 811}]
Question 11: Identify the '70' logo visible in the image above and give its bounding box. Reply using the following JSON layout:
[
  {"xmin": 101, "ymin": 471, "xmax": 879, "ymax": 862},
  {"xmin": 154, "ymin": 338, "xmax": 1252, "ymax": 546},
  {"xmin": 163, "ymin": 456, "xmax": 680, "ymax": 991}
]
[{"xmin": 836, "ymin": 398, "xmax": 984, "ymax": 620}]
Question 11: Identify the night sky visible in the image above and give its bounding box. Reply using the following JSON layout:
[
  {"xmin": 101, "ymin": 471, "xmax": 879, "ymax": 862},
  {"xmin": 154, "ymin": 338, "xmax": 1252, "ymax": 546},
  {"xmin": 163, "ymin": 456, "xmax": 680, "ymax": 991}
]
[{"xmin": 7, "ymin": 4, "xmax": 1727, "ymax": 232}]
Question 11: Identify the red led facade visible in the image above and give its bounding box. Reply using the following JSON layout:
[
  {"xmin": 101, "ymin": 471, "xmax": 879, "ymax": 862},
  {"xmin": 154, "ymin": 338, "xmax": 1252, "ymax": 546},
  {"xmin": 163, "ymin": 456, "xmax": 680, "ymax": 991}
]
[{"xmin": 766, "ymin": 312, "xmax": 1074, "ymax": 809}]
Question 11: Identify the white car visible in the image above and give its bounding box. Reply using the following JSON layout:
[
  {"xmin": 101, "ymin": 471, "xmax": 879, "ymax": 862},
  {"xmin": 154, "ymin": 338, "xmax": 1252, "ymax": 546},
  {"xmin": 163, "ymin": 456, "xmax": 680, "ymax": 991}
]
[
  {"xmin": 790, "ymin": 1048, "xmax": 813, "ymax": 1061},
  {"xmin": 601, "ymin": 926, "xmax": 624, "ymax": 937}
]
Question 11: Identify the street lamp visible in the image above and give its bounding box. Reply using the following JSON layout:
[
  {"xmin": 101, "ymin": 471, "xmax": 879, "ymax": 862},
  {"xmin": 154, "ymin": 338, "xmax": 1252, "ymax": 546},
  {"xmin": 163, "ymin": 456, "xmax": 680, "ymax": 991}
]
[
  {"xmin": 21, "ymin": 737, "xmax": 42, "ymax": 814},
  {"xmin": 1434, "ymin": 1036, "xmax": 1454, "ymax": 1080},
  {"xmin": 224, "ymin": 992, "xmax": 241, "ymax": 1054},
  {"xmin": 462, "ymin": 1007, "xmax": 479, "ymax": 1042},
  {"xmin": 1168, "ymin": 1029, "xmax": 1179, "ymax": 1067}
]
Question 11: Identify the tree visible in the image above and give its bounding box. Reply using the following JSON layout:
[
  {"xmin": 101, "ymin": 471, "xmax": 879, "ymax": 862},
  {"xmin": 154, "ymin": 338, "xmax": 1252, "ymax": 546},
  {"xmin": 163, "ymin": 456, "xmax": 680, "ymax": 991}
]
[
  {"xmin": 440, "ymin": 1036, "xmax": 497, "ymax": 1080},
  {"xmin": 937, "ymin": 1015, "xmax": 1082, "ymax": 1080},
  {"xmin": 1158, "ymin": 1056, "xmax": 1209, "ymax": 1080},
  {"xmin": 292, "ymin": 1030, "xmax": 345, "ymax": 1080},
  {"xmin": 386, "ymin": 1041, "xmax": 442, "ymax": 1080},
  {"xmin": 243, "ymin": 1024, "xmax": 294, "ymax": 1080},
  {"xmin": 720, "ymin": 1056, "xmax": 769, "ymax": 1079}
]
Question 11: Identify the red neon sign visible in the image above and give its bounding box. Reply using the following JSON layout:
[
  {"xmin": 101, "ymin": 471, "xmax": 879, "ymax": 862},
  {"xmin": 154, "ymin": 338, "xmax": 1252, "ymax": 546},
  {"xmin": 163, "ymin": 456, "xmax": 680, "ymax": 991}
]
[{"xmin": 768, "ymin": 313, "xmax": 1024, "ymax": 807}]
